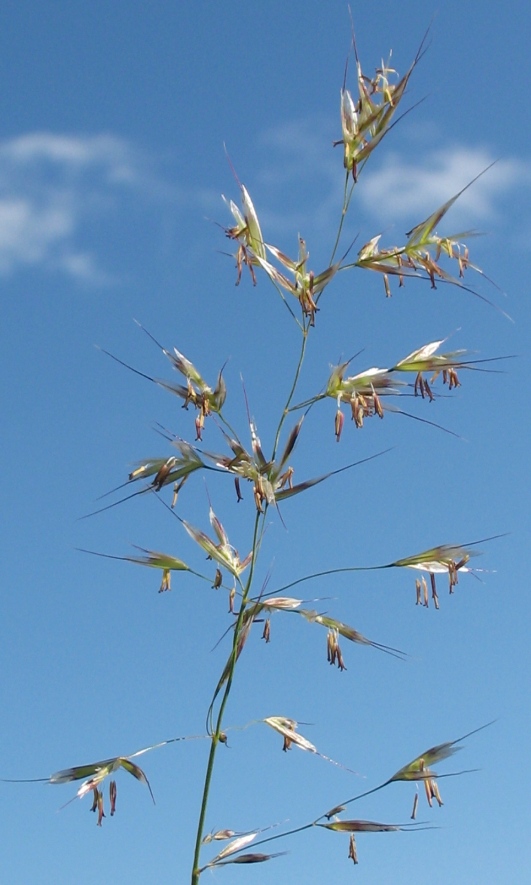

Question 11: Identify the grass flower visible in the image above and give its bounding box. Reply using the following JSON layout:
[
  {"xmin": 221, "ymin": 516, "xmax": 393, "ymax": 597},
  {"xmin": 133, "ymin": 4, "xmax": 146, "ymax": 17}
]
[
  {"xmin": 299, "ymin": 609, "xmax": 406, "ymax": 664},
  {"xmin": 262, "ymin": 717, "xmax": 358, "ymax": 773},
  {"xmin": 255, "ymin": 238, "xmax": 341, "ymax": 323},
  {"xmin": 50, "ymin": 749, "xmax": 157, "ymax": 823},
  {"xmin": 182, "ymin": 507, "xmax": 252, "ymax": 579},
  {"xmin": 385, "ymin": 721, "xmax": 493, "ymax": 809},
  {"xmin": 159, "ymin": 345, "xmax": 226, "ymax": 440},
  {"xmin": 353, "ymin": 167, "xmax": 499, "ymax": 303},
  {"xmin": 263, "ymin": 716, "xmax": 318, "ymax": 754},
  {"xmin": 392, "ymin": 338, "xmax": 477, "ymax": 395},
  {"xmin": 222, "ymin": 184, "xmax": 266, "ymax": 284},
  {"xmin": 79, "ymin": 546, "xmax": 190, "ymax": 593},
  {"xmin": 324, "ymin": 361, "xmax": 404, "ymax": 434},
  {"xmin": 100, "ymin": 326, "xmax": 227, "ymax": 440},
  {"xmin": 203, "ymin": 851, "xmax": 285, "ymax": 869},
  {"xmin": 325, "ymin": 721, "xmax": 493, "ymax": 825},
  {"xmin": 392, "ymin": 542, "xmax": 482, "ymax": 605},
  {"xmin": 81, "ymin": 438, "xmax": 206, "ymax": 519},
  {"xmin": 122, "ymin": 548, "xmax": 190, "ymax": 592},
  {"xmin": 319, "ymin": 818, "xmax": 425, "ymax": 865},
  {"xmin": 317, "ymin": 338, "xmax": 506, "ymax": 438},
  {"xmin": 335, "ymin": 33, "xmax": 426, "ymax": 180},
  {"xmin": 208, "ymin": 416, "xmax": 355, "ymax": 510},
  {"xmin": 207, "ymin": 831, "xmax": 259, "ymax": 863},
  {"xmin": 242, "ymin": 597, "xmax": 405, "ymax": 664},
  {"xmin": 128, "ymin": 441, "xmax": 205, "ymax": 489},
  {"xmin": 320, "ymin": 818, "xmax": 413, "ymax": 832}
]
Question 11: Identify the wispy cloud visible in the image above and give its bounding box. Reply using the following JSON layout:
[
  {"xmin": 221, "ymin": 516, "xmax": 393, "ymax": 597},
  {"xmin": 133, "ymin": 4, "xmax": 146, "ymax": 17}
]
[
  {"xmin": 0, "ymin": 133, "xmax": 176, "ymax": 283},
  {"xmin": 228, "ymin": 122, "xmax": 530, "ymax": 251},
  {"xmin": 250, "ymin": 120, "xmax": 531, "ymax": 275},
  {"xmin": 352, "ymin": 147, "xmax": 531, "ymax": 229},
  {"xmin": 8, "ymin": 128, "xmax": 526, "ymax": 286},
  {"xmin": 0, "ymin": 133, "xmax": 132, "ymax": 171}
]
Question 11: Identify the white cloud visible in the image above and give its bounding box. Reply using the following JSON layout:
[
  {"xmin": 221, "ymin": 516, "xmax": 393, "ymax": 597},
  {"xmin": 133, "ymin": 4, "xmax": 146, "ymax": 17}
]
[
  {"xmin": 251, "ymin": 117, "xmax": 343, "ymax": 239},
  {"xmin": 0, "ymin": 132, "xmax": 128, "ymax": 167},
  {"xmin": 4, "ymin": 128, "xmax": 526, "ymax": 284},
  {"xmin": 0, "ymin": 132, "xmax": 172, "ymax": 283},
  {"xmin": 0, "ymin": 197, "xmax": 72, "ymax": 271},
  {"xmin": 238, "ymin": 124, "xmax": 531, "ymax": 252},
  {"xmin": 259, "ymin": 117, "xmax": 336, "ymax": 179},
  {"xmin": 356, "ymin": 148, "xmax": 530, "ymax": 228}
]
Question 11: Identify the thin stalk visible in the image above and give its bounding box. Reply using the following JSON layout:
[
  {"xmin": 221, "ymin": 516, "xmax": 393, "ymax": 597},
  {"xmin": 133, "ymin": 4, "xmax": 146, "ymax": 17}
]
[
  {"xmin": 190, "ymin": 509, "xmax": 263, "ymax": 883},
  {"xmin": 221, "ymin": 780, "xmax": 388, "ymax": 856},
  {"xmin": 225, "ymin": 768, "xmax": 475, "ymax": 859},
  {"xmin": 270, "ymin": 278, "xmax": 303, "ymax": 327},
  {"xmin": 263, "ymin": 563, "xmax": 391, "ymax": 598},
  {"xmin": 78, "ymin": 548, "xmax": 212, "ymax": 587},
  {"xmin": 191, "ymin": 312, "xmax": 314, "ymax": 877},
  {"xmin": 215, "ymin": 410, "xmax": 245, "ymax": 446},
  {"xmin": 271, "ymin": 320, "xmax": 309, "ymax": 461},
  {"xmin": 327, "ymin": 171, "xmax": 355, "ymax": 268}
]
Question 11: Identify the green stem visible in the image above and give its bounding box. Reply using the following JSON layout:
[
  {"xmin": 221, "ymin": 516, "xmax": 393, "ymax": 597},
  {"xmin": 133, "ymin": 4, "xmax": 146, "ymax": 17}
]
[
  {"xmin": 190, "ymin": 510, "xmax": 263, "ymax": 883},
  {"xmin": 190, "ymin": 312, "xmax": 310, "ymax": 881},
  {"xmin": 264, "ymin": 563, "xmax": 391, "ymax": 597},
  {"xmin": 271, "ymin": 321, "xmax": 309, "ymax": 461},
  {"xmin": 327, "ymin": 171, "xmax": 354, "ymax": 268},
  {"xmin": 226, "ymin": 781, "xmax": 390, "ymax": 857}
]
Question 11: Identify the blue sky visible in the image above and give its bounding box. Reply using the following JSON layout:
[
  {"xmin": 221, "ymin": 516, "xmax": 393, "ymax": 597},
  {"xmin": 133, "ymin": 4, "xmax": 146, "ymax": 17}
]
[{"xmin": 0, "ymin": 1, "xmax": 529, "ymax": 882}]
